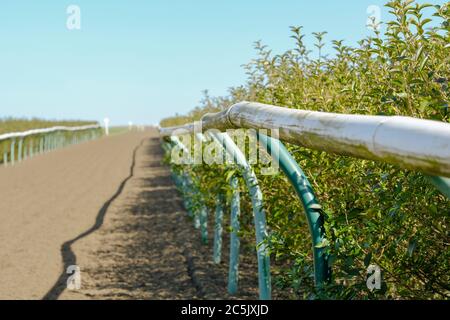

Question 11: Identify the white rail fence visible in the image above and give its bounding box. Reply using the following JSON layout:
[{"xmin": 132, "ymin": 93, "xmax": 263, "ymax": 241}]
[
  {"xmin": 0, "ymin": 124, "xmax": 102, "ymax": 166},
  {"xmin": 160, "ymin": 101, "xmax": 450, "ymax": 179}
]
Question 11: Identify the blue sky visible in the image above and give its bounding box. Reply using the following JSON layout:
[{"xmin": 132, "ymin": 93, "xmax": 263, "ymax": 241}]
[{"xmin": 0, "ymin": 0, "xmax": 444, "ymax": 125}]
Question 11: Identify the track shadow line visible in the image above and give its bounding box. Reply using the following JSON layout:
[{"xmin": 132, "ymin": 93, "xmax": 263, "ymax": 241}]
[{"xmin": 42, "ymin": 138, "xmax": 145, "ymax": 300}]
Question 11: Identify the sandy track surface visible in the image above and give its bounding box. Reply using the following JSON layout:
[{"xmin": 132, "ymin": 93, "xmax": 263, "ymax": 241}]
[
  {"xmin": 0, "ymin": 128, "xmax": 262, "ymax": 300},
  {"xmin": 0, "ymin": 131, "xmax": 150, "ymax": 299},
  {"xmin": 58, "ymin": 132, "xmax": 261, "ymax": 300}
]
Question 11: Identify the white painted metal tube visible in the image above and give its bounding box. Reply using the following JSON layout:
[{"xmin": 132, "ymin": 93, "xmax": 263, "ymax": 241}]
[
  {"xmin": 160, "ymin": 101, "xmax": 450, "ymax": 178},
  {"xmin": 0, "ymin": 124, "xmax": 100, "ymax": 142}
]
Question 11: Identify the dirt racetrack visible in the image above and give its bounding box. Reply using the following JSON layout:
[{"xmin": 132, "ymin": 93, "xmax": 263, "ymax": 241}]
[{"xmin": 0, "ymin": 129, "xmax": 261, "ymax": 300}]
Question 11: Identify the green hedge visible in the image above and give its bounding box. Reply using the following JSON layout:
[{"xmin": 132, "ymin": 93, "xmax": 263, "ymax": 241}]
[{"xmin": 162, "ymin": 1, "xmax": 449, "ymax": 299}]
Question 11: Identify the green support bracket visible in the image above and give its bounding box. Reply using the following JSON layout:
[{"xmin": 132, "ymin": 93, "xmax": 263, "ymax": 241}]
[
  {"xmin": 18, "ymin": 138, "xmax": 23, "ymax": 162},
  {"xmin": 10, "ymin": 139, "xmax": 15, "ymax": 165},
  {"xmin": 228, "ymin": 176, "xmax": 241, "ymax": 295},
  {"xmin": 427, "ymin": 176, "xmax": 450, "ymax": 199},
  {"xmin": 257, "ymin": 133, "xmax": 331, "ymax": 288},
  {"xmin": 3, "ymin": 149, "xmax": 7, "ymax": 167},
  {"xmin": 29, "ymin": 140, "xmax": 34, "ymax": 159},
  {"xmin": 213, "ymin": 194, "xmax": 224, "ymax": 264}
]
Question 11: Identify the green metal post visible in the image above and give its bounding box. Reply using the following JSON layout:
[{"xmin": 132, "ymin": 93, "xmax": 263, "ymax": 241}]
[
  {"xmin": 181, "ymin": 174, "xmax": 194, "ymax": 218},
  {"xmin": 44, "ymin": 135, "xmax": 48, "ymax": 152},
  {"xmin": 228, "ymin": 176, "xmax": 241, "ymax": 295},
  {"xmin": 40, "ymin": 136, "xmax": 44, "ymax": 154},
  {"xmin": 18, "ymin": 138, "xmax": 23, "ymax": 162},
  {"xmin": 29, "ymin": 140, "xmax": 34, "ymax": 159},
  {"xmin": 257, "ymin": 133, "xmax": 330, "ymax": 287},
  {"xmin": 23, "ymin": 140, "xmax": 28, "ymax": 160},
  {"xmin": 10, "ymin": 139, "xmax": 15, "ymax": 165},
  {"xmin": 3, "ymin": 149, "xmax": 7, "ymax": 167},
  {"xmin": 427, "ymin": 176, "xmax": 450, "ymax": 199},
  {"xmin": 213, "ymin": 194, "xmax": 224, "ymax": 264},
  {"xmin": 199, "ymin": 206, "xmax": 208, "ymax": 244}
]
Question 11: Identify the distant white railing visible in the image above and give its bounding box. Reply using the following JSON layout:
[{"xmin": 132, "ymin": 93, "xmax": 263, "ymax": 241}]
[
  {"xmin": 0, "ymin": 124, "xmax": 100, "ymax": 142},
  {"xmin": 0, "ymin": 124, "xmax": 102, "ymax": 166}
]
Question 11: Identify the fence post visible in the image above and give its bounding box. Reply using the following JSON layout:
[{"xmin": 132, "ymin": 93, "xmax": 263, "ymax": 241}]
[
  {"xmin": 213, "ymin": 194, "xmax": 224, "ymax": 264},
  {"xmin": 257, "ymin": 133, "xmax": 331, "ymax": 288},
  {"xmin": 29, "ymin": 140, "xmax": 34, "ymax": 159},
  {"xmin": 10, "ymin": 139, "xmax": 15, "ymax": 165},
  {"xmin": 228, "ymin": 176, "xmax": 241, "ymax": 295},
  {"xmin": 427, "ymin": 176, "xmax": 450, "ymax": 199},
  {"xmin": 39, "ymin": 136, "xmax": 44, "ymax": 154},
  {"xmin": 3, "ymin": 148, "xmax": 7, "ymax": 167},
  {"xmin": 199, "ymin": 206, "xmax": 208, "ymax": 244},
  {"xmin": 18, "ymin": 138, "xmax": 23, "ymax": 162},
  {"xmin": 23, "ymin": 139, "xmax": 28, "ymax": 160}
]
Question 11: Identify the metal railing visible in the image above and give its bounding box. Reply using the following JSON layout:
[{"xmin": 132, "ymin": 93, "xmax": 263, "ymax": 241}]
[
  {"xmin": 0, "ymin": 124, "xmax": 102, "ymax": 166},
  {"xmin": 160, "ymin": 101, "xmax": 450, "ymax": 300}
]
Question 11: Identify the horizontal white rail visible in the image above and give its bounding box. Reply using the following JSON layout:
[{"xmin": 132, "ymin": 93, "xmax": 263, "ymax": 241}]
[
  {"xmin": 160, "ymin": 101, "xmax": 450, "ymax": 178},
  {"xmin": 0, "ymin": 124, "xmax": 101, "ymax": 142}
]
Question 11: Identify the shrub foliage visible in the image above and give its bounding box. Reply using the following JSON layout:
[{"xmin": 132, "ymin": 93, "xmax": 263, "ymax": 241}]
[{"xmin": 162, "ymin": 1, "xmax": 449, "ymax": 299}]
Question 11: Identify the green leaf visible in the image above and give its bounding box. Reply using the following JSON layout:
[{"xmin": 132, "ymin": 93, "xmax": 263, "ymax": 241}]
[
  {"xmin": 419, "ymin": 55, "xmax": 429, "ymax": 71},
  {"xmin": 315, "ymin": 239, "xmax": 330, "ymax": 248},
  {"xmin": 225, "ymin": 169, "xmax": 236, "ymax": 182},
  {"xmin": 407, "ymin": 240, "xmax": 417, "ymax": 257}
]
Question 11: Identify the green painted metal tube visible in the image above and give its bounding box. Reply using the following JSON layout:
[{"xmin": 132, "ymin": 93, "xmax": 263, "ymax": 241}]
[
  {"xmin": 212, "ymin": 132, "xmax": 271, "ymax": 300},
  {"xmin": 257, "ymin": 133, "xmax": 330, "ymax": 287},
  {"xmin": 44, "ymin": 135, "xmax": 48, "ymax": 152},
  {"xmin": 10, "ymin": 139, "xmax": 15, "ymax": 165},
  {"xmin": 199, "ymin": 206, "xmax": 208, "ymax": 244},
  {"xmin": 3, "ymin": 150, "xmax": 7, "ymax": 167},
  {"xmin": 39, "ymin": 137, "xmax": 44, "ymax": 154},
  {"xmin": 18, "ymin": 138, "xmax": 23, "ymax": 162},
  {"xmin": 29, "ymin": 140, "xmax": 34, "ymax": 159},
  {"xmin": 23, "ymin": 140, "xmax": 28, "ymax": 160},
  {"xmin": 182, "ymin": 174, "xmax": 195, "ymax": 218},
  {"xmin": 427, "ymin": 176, "xmax": 450, "ymax": 199},
  {"xmin": 213, "ymin": 194, "xmax": 224, "ymax": 264},
  {"xmin": 228, "ymin": 176, "xmax": 241, "ymax": 295}
]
